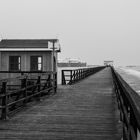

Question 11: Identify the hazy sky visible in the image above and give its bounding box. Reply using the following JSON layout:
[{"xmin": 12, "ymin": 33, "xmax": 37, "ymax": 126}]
[{"xmin": 0, "ymin": 0, "xmax": 140, "ymax": 66}]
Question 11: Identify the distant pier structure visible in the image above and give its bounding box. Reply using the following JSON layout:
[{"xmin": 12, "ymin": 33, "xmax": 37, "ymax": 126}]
[
  {"xmin": 58, "ymin": 58, "xmax": 87, "ymax": 67},
  {"xmin": 104, "ymin": 60, "xmax": 113, "ymax": 66}
]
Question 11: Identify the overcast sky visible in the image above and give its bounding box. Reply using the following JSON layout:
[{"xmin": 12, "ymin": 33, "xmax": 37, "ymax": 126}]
[{"xmin": 0, "ymin": 0, "xmax": 140, "ymax": 66}]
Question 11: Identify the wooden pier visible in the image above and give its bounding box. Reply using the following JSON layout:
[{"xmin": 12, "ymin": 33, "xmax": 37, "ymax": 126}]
[{"xmin": 0, "ymin": 67, "xmax": 122, "ymax": 139}]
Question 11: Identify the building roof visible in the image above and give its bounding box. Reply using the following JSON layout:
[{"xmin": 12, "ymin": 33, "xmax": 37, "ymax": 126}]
[
  {"xmin": 0, "ymin": 39, "xmax": 58, "ymax": 48},
  {"xmin": 0, "ymin": 39, "xmax": 60, "ymax": 52}
]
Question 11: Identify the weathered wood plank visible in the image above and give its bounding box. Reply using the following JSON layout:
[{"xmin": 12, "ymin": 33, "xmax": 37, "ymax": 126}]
[{"xmin": 0, "ymin": 68, "xmax": 122, "ymax": 140}]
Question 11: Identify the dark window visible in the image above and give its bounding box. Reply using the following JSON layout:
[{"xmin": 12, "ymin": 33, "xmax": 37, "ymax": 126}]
[
  {"xmin": 30, "ymin": 56, "xmax": 42, "ymax": 71},
  {"xmin": 9, "ymin": 56, "xmax": 21, "ymax": 71}
]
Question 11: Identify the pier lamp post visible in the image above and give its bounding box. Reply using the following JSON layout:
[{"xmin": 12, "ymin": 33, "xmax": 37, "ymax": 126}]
[
  {"xmin": 52, "ymin": 41, "xmax": 55, "ymax": 94},
  {"xmin": 50, "ymin": 39, "xmax": 61, "ymax": 93},
  {"xmin": 51, "ymin": 40, "xmax": 58, "ymax": 93}
]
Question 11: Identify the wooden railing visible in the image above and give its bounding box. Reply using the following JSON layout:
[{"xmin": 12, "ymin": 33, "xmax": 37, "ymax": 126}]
[
  {"xmin": 111, "ymin": 67, "xmax": 140, "ymax": 140},
  {"xmin": 62, "ymin": 66, "xmax": 105, "ymax": 85},
  {"xmin": 0, "ymin": 71, "xmax": 57, "ymax": 120}
]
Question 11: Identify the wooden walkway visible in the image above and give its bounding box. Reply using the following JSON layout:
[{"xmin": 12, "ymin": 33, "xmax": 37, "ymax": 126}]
[{"xmin": 0, "ymin": 67, "xmax": 122, "ymax": 140}]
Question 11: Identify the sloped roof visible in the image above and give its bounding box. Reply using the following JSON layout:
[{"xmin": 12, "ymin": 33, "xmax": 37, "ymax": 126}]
[{"xmin": 0, "ymin": 39, "xmax": 58, "ymax": 48}]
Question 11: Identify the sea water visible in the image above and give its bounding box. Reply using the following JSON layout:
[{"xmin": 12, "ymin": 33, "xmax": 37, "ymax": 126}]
[{"xmin": 116, "ymin": 66, "xmax": 140, "ymax": 95}]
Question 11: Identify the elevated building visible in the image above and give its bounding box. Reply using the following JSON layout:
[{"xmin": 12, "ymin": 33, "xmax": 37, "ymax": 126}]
[{"xmin": 0, "ymin": 39, "xmax": 61, "ymax": 79}]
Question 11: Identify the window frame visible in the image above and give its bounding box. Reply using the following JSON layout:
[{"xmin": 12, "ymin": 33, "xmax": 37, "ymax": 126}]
[
  {"xmin": 30, "ymin": 56, "xmax": 43, "ymax": 71},
  {"xmin": 9, "ymin": 56, "xmax": 21, "ymax": 71}
]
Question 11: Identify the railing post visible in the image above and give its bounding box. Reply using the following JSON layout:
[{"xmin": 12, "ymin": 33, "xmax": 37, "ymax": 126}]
[
  {"xmin": 1, "ymin": 82, "xmax": 8, "ymax": 120},
  {"xmin": 22, "ymin": 77, "xmax": 27, "ymax": 104},
  {"xmin": 76, "ymin": 70, "xmax": 78, "ymax": 81},
  {"xmin": 61, "ymin": 70, "xmax": 63, "ymax": 85},
  {"xmin": 80, "ymin": 69, "xmax": 82, "ymax": 80},
  {"xmin": 82, "ymin": 69, "xmax": 84, "ymax": 79},
  {"xmin": 45, "ymin": 74, "xmax": 51, "ymax": 92},
  {"xmin": 79, "ymin": 70, "xmax": 81, "ymax": 80},
  {"xmin": 36, "ymin": 76, "xmax": 41, "ymax": 100},
  {"xmin": 81, "ymin": 69, "xmax": 82, "ymax": 79},
  {"xmin": 78, "ymin": 70, "xmax": 80, "ymax": 81},
  {"xmin": 85, "ymin": 69, "xmax": 87, "ymax": 77},
  {"xmin": 73, "ymin": 70, "xmax": 76, "ymax": 83},
  {"xmin": 53, "ymin": 72, "xmax": 57, "ymax": 94},
  {"xmin": 83, "ymin": 69, "xmax": 85, "ymax": 78},
  {"xmin": 38, "ymin": 76, "xmax": 41, "ymax": 92},
  {"xmin": 62, "ymin": 70, "xmax": 66, "ymax": 85},
  {"xmin": 75, "ymin": 70, "xmax": 77, "ymax": 82},
  {"xmin": 78, "ymin": 70, "xmax": 80, "ymax": 80},
  {"xmin": 70, "ymin": 70, "xmax": 72, "ymax": 84},
  {"xmin": 54, "ymin": 73, "xmax": 57, "ymax": 93}
]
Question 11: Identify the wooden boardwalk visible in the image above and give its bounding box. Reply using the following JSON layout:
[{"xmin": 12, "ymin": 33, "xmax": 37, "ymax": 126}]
[{"xmin": 0, "ymin": 67, "xmax": 122, "ymax": 140}]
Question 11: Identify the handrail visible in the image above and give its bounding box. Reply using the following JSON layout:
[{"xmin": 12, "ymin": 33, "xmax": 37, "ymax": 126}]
[
  {"xmin": 0, "ymin": 71, "xmax": 55, "ymax": 73},
  {"xmin": 0, "ymin": 71, "xmax": 56, "ymax": 83},
  {"xmin": 62, "ymin": 66, "xmax": 105, "ymax": 85},
  {"xmin": 111, "ymin": 67, "xmax": 140, "ymax": 140},
  {"xmin": 0, "ymin": 71, "xmax": 57, "ymax": 120}
]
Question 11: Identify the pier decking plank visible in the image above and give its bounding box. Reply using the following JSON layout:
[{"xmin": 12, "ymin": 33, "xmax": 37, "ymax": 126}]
[{"xmin": 0, "ymin": 68, "xmax": 122, "ymax": 140}]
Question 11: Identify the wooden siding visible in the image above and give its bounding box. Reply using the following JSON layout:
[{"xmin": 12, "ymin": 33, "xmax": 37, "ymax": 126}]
[{"xmin": 1, "ymin": 51, "xmax": 52, "ymax": 71}]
